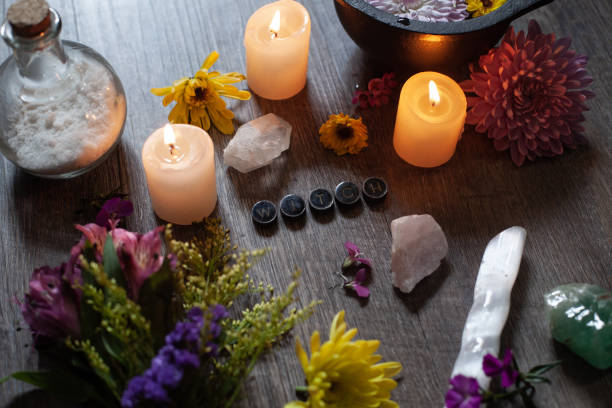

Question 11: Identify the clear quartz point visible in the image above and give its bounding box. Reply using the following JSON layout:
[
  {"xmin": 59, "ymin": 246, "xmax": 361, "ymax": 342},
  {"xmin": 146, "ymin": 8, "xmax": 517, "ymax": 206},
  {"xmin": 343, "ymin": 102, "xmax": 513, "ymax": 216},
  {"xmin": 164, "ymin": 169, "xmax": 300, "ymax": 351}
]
[{"xmin": 223, "ymin": 113, "xmax": 292, "ymax": 173}]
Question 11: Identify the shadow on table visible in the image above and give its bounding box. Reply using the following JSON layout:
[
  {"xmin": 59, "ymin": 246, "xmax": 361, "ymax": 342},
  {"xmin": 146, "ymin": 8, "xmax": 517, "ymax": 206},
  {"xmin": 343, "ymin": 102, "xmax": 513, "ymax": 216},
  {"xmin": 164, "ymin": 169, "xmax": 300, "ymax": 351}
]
[
  {"xmin": 393, "ymin": 260, "xmax": 451, "ymax": 313},
  {"xmin": 9, "ymin": 143, "xmax": 131, "ymax": 250},
  {"xmin": 554, "ymin": 342, "xmax": 612, "ymax": 384},
  {"xmin": 6, "ymin": 390, "xmax": 68, "ymax": 408}
]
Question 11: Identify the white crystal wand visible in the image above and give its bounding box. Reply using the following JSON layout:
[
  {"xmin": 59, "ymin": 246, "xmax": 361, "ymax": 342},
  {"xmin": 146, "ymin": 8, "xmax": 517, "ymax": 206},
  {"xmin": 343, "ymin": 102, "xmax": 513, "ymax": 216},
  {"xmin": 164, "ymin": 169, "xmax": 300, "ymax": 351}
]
[{"xmin": 451, "ymin": 226, "xmax": 527, "ymax": 389}]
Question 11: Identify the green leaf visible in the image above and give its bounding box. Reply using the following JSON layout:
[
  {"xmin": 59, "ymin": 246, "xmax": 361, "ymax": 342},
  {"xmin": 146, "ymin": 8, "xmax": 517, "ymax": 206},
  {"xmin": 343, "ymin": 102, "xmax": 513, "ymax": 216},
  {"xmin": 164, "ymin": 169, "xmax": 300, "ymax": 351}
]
[
  {"xmin": 103, "ymin": 234, "xmax": 126, "ymax": 289},
  {"xmin": 9, "ymin": 370, "xmax": 107, "ymax": 405},
  {"xmin": 138, "ymin": 260, "xmax": 176, "ymax": 347},
  {"xmin": 0, "ymin": 375, "xmax": 10, "ymax": 385},
  {"xmin": 526, "ymin": 376, "xmax": 552, "ymax": 384},
  {"xmin": 78, "ymin": 265, "xmax": 102, "ymax": 339},
  {"xmin": 101, "ymin": 334, "xmax": 128, "ymax": 368},
  {"xmin": 528, "ymin": 360, "xmax": 562, "ymax": 376}
]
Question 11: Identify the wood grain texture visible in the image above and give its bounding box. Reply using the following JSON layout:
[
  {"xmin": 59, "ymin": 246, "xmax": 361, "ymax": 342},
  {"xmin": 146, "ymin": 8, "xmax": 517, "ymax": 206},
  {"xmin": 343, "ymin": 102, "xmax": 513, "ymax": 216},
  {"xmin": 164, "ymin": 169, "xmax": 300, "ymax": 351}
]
[{"xmin": 0, "ymin": 0, "xmax": 610, "ymax": 407}]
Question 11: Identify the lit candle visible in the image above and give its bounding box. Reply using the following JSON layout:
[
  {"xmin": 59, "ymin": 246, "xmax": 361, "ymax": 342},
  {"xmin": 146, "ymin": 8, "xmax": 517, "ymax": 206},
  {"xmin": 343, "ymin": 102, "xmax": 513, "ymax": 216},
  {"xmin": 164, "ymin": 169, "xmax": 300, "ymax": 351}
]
[
  {"xmin": 142, "ymin": 124, "xmax": 217, "ymax": 225},
  {"xmin": 393, "ymin": 72, "xmax": 467, "ymax": 168},
  {"xmin": 244, "ymin": 0, "xmax": 311, "ymax": 100}
]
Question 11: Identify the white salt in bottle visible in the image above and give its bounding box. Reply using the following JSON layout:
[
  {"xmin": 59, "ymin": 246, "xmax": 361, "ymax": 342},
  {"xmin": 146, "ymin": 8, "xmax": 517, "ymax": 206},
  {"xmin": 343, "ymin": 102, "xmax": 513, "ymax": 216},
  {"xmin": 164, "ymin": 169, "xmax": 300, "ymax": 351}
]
[{"xmin": 0, "ymin": 0, "xmax": 126, "ymax": 178}]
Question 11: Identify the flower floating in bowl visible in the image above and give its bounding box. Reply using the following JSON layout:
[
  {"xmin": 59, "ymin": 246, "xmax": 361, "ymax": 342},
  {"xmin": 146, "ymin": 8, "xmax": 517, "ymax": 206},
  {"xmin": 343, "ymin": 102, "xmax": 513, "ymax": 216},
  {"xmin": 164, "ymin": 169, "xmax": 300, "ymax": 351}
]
[
  {"xmin": 334, "ymin": 0, "xmax": 553, "ymax": 71},
  {"xmin": 365, "ymin": 0, "xmax": 469, "ymax": 22}
]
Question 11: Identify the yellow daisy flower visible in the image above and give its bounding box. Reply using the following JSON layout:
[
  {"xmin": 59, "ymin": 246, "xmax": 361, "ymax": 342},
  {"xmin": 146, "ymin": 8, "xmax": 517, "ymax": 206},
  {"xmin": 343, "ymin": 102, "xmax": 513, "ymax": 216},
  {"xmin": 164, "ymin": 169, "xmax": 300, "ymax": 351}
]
[
  {"xmin": 285, "ymin": 310, "xmax": 402, "ymax": 408},
  {"xmin": 319, "ymin": 114, "xmax": 368, "ymax": 155},
  {"xmin": 151, "ymin": 51, "xmax": 251, "ymax": 135},
  {"xmin": 467, "ymin": 0, "xmax": 507, "ymax": 17}
]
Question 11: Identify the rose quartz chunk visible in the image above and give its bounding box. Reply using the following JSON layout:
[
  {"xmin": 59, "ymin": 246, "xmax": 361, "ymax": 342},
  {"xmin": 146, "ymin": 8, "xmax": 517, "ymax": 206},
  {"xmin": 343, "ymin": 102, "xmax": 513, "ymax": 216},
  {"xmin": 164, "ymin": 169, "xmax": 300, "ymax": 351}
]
[{"xmin": 391, "ymin": 214, "xmax": 448, "ymax": 293}]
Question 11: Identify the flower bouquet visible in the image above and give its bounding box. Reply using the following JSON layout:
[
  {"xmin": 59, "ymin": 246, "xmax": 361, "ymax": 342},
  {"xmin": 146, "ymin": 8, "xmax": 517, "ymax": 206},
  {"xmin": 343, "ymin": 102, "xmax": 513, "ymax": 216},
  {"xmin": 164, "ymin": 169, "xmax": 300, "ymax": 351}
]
[{"xmin": 1, "ymin": 198, "xmax": 318, "ymax": 407}]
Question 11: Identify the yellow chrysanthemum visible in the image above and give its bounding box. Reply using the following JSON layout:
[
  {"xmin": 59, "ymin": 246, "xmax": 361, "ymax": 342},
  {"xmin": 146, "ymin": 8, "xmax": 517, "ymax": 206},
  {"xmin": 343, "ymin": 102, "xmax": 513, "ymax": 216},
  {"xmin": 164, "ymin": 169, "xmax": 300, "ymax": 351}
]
[
  {"xmin": 467, "ymin": 0, "xmax": 507, "ymax": 17},
  {"xmin": 151, "ymin": 51, "xmax": 251, "ymax": 135},
  {"xmin": 319, "ymin": 114, "xmax": 368, "ymax": 155},
  {"xmin": 285, "ymin": 310, "xmax": 402, "ymax": 408}
]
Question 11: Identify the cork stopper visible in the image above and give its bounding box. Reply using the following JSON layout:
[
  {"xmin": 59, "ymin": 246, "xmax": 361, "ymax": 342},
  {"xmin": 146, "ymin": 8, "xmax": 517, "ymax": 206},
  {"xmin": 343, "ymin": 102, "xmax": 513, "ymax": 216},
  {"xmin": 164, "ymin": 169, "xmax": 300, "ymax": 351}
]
[{"xmin": 7, "ymin": 0, "xmax": 51, "ymax": 37}]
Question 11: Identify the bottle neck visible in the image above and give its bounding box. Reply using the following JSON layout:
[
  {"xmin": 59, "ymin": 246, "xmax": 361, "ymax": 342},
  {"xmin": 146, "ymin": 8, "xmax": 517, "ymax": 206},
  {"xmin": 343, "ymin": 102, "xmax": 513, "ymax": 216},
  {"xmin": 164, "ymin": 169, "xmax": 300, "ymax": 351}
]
[{"xmin": 1, "ymin": 8, "xmax": 68, "ymax": 82}]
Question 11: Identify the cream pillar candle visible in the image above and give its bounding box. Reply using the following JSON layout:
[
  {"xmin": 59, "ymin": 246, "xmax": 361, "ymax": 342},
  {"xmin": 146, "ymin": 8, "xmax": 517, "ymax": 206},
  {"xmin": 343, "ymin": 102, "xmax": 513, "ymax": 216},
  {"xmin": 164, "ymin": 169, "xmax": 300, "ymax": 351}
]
[
  {"xmin": 393, "ymin": 72, "xmax": 467, "ymax": 168},
  {"xmin": 142, "ymin": 124, "xmax": 216, "ymax": 225},
  {"xmin": 244, "ymin": 0, "xmax": 311, "ymax": 100}
]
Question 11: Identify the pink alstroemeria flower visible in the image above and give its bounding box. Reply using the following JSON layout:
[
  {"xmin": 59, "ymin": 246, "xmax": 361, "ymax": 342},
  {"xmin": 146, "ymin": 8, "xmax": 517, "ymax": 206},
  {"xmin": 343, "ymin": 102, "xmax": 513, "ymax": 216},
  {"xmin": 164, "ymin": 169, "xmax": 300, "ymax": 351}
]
[
  {"xmin": 71, "ymin": 223, "xmax": 166, "ymax": 300},
  {"xmin": 112, "ymin": 226, "xmax": 165, "ymax": 299}
]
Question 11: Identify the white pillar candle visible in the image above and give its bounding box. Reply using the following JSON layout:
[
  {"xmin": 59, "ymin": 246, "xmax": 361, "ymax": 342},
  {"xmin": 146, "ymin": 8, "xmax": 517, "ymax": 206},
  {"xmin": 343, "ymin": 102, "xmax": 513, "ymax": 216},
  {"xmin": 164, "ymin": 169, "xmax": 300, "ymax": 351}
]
[
  {"xmin": 244, "ymin": 0, "xmax": 311, "ymax": 100},
  {"xmin": 142, "ymin": 124, "xmax": 216, "ymax": 225}
]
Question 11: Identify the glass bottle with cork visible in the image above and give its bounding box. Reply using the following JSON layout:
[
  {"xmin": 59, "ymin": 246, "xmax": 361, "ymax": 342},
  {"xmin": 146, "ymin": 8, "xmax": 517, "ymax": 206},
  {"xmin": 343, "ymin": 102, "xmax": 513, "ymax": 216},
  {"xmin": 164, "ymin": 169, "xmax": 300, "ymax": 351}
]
[{"xmin": 0, "ymin": 0, "xmax": 126, "ymax": 178}]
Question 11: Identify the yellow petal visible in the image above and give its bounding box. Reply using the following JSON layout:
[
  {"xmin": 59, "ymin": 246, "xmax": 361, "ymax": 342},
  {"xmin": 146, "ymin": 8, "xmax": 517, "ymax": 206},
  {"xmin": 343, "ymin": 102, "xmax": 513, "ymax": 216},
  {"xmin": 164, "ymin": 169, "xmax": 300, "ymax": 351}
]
[
  {"xmin": 373, "ymin": 361, "xmax": 402, "ymax": 378},
  {"xmin": 162, "ymin": 93, "xmax": 175, "ymax": 107},
  {"xmin": 208, "ymin": 106, "xmax": 234, "ymax": 134},
  {"xmin": 284, "ymin": 402, "xmax": 309, "ymax": 408},
  {"xmin": 151, "ymin": 86, "xmax": 172, "ymax": 96},
  {"xmin": 310, "ymin": 331, "xmax": 321, "ymax": 353},
  {"xmin": 168, "ymin": 102, "xmax": 188, "ymax": 124},
  {"xmin": 329, "ymin": 311, "xmax": 346, "ymax": 340},
  {"xmin": 217, "ymin": 85, "xmax": 252, "ymax": 100},
  {"xmin": 201, "ymin": 51, "xmax": 220, "ymax": 70},
  {"xmin": 213, "ymin": 73, "xmax": 247, "ymax": 84},
  {"xmin": 296, "ymin": 339, "xmax": 309, "ymax": 371}
]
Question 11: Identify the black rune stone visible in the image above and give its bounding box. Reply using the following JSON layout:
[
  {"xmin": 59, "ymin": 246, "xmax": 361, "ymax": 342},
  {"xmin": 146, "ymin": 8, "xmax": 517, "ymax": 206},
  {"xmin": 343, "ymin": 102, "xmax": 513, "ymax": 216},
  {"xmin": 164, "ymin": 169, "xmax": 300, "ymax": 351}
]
[
  {"xmin": 309, "ymin": 188, "xmax": 334, "ymax": 212},
  {"xmin": 280, "ymin": 194, "xmax": 306, "ymax": 218},
  {"xmin": 362, "ymin": 177, "xmax": 388, "ymax": 202},
  {"xmin": 334, "ymin": 181, "xmax": 361, "ymax": 206},
  {"xmin": 251, "ymin": 200, "xmax": 277, "ymax": 225}
]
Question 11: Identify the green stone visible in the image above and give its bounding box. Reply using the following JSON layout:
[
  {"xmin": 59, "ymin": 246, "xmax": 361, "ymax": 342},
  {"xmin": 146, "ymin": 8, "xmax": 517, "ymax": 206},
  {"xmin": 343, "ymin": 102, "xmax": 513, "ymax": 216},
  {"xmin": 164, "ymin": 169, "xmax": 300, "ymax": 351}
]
[{"xmin": 545, "ymin": 283, "xmax": 612, "ymax": 370}]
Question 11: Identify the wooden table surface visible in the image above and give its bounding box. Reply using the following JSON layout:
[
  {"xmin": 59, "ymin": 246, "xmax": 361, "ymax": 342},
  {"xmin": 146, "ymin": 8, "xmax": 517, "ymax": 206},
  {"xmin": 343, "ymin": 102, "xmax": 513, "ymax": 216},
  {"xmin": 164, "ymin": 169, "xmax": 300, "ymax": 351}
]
[{"xmin": 1, "ymin": 0, "xmax": 610, "ymax": 407}]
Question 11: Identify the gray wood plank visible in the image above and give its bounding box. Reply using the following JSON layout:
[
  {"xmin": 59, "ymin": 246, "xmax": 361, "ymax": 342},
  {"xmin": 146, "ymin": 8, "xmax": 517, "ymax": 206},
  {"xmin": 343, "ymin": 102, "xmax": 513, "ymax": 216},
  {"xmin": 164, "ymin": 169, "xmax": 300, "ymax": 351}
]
[{"xmin": 1, "ymin": 0, "xmax": 610, "ymax": 407}]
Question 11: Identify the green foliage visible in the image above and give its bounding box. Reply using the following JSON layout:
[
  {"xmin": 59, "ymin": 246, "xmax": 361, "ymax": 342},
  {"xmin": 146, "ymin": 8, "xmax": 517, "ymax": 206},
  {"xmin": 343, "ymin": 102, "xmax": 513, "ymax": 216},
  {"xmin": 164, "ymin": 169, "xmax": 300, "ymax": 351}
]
[
  {"xmin": 8, "ymin": 218, "xmax": 318, "ymax": 408},
  {"xmin": 166, "ymin": 219, "xmax": 319, "ymax": 406},
  {"xmin": 73, "ymin": 259, "xmax": 155, "ymax": 398}
]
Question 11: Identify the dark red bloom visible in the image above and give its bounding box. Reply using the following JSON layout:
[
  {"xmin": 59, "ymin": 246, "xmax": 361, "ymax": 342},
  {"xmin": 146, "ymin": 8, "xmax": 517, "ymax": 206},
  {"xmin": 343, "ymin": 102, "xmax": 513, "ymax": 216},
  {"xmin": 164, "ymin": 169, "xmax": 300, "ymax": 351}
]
[
  {"xmin": 352, "ymin": 72, "xmax": 398, "ymax": 109},
  {"xmin": 462, "ymin": 20, "xmax": 594, "ymax": 166}
]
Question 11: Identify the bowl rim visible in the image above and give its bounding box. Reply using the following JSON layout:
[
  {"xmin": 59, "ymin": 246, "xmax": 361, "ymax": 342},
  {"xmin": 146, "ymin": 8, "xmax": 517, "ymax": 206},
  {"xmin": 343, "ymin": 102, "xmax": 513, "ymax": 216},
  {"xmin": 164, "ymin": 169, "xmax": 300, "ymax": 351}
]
[{"xmin": 337, "ymin": 0, "xmax": 550, "ymax": 34}]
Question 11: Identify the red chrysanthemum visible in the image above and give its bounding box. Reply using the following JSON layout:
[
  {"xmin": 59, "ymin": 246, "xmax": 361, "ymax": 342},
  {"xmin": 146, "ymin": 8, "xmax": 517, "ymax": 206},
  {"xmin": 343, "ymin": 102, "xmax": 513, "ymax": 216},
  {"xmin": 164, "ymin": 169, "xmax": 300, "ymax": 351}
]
[{"xmin": 461, "ymin": 20, "xmax": 595, "ymax": 166}]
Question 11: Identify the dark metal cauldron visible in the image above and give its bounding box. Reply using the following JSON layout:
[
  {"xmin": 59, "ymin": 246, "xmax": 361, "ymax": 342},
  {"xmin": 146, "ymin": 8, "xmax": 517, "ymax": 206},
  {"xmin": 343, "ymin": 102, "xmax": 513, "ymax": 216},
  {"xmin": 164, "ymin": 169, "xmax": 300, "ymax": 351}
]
[{"xmin": 334, "ymin": 0, "xmax": 553, "ymax": 72}]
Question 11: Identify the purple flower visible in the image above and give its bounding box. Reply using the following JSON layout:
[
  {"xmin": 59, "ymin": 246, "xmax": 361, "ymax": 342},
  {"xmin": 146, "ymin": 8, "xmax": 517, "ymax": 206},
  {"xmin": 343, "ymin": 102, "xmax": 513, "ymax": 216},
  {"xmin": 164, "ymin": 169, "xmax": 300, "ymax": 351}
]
[
  {"xmin": 483, "ymin": 349, "xmax": 519, "ymax": 387},
  {"xmin": 343, "ymin": 241, "xmax": 372, "ymax": 269},
  {"xmin": 211, "ymin": 304, "xmax": 229, "ymax": 321},
  {"xmin": 121, "ymin": 376, "xmax": 169, "ymax": 407},
  {"xmin": 343, "ymin": 268, "xmax": 370, "ymax": 298},
  {"xmin": 95, "ymin": 197, "xmax": 134, "ymax": 228},
  {"xmin": 121, "ymin": 307, "xmax": 207, "ymax": 408},
  {"xmin": 21, "ymin": 264, "xmax": 81, "ymax": 342},
  {"xmin": 445, "ymin": 375, "xmax": 482, "ymax": 408}
]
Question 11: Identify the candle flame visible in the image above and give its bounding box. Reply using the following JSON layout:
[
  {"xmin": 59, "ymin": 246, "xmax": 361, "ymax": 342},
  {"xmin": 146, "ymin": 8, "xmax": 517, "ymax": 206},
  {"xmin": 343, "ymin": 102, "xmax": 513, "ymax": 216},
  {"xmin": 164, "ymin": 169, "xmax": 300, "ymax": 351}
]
[
  {"xmin": 269, "ymin": 10, "xmax": 281, "ymax": 36},
  {"xmin": 163, "ymin": 124, "xmax": 176, "ymax": 146},
  {"xmin": 429, "ymin": 80, "xmax": 440, "ymax": 107}
]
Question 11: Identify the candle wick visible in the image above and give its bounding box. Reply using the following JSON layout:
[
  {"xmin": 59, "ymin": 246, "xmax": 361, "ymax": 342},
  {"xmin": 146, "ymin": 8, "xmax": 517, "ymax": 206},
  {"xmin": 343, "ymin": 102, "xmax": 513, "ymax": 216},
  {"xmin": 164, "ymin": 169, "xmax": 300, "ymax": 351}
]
[
  {"xmin": 169, "ymin": 143, "xmax": 177, "ymax": 156},
  {"xmin": 271, "ymin": 30, "xmax": 278, "ymax": 39}
]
